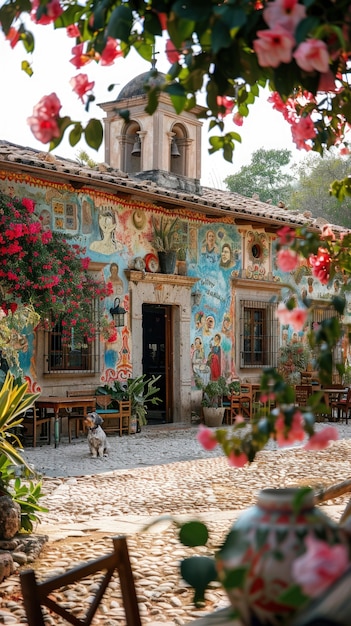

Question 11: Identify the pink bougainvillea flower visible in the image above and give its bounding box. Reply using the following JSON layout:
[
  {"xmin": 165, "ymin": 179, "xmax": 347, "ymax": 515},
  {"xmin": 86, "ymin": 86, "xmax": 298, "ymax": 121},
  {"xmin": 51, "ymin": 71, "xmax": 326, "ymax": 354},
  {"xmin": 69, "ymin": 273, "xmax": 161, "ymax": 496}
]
[
  {"xmin": 291, "ymin": 114, "xmax": 316, "ymax": 149},
  {"xmin": 70, "ymin": 74, "xmax": 95, "ymax": 102},
  {"xmin": 22, "ymin": 198, "xmax": 35, "ymax": 213},
  {"xmin": 228, "ymin": 450, "xmax": 248, "ymax": 467},
  {"xmin": 263, "ymin": 0, "xmax": 306, "ymax": 34},
  {"xmin": 6, "ymin": 27, "xmax": 20, "ymax": 49},
  {"xmin": 70, "ymin": 43, "xmax": 93, "ymax": 69},
  {"xmin": 156, "ymin": 12, "xmax": 168, "ymax": 31},
  {"xmin": 294, "ymin": 39, "xmax": 330, "ymax": 74},
  {"xmin": 309, "ymin": 247, "xmax": 331, "ymax": 284},
  {"xmin": 217, "ymin": 96, "xmax": 234, "ymax": 118},
  {"xmin": 292, "ymin": 536, "xmax": 349, "ymax": 597},
  {"xmin": 289, "ymin": 307, "xmax": 309, "ymax": 331},
  {"xmin": 276, "ymin": 248, "xmax": 299, "ymax": 272},
  {"xmin": 318, "ymin": 70, "xmax": 336, "ymax": 92},
  {"xmin": 276, "ymin": 302, "xmax": 292, "ymax": 325},
  {"xmin": 253, "ymin": 27, "xmax": 295, "ymax": 68},
  {"xmin": 165, "ymin": 38, "xmax": 181, "ymax": 64},
  {"xmin": 31, "ymin": 0, "xmax": 63, "ymax": 25},
  {"xmin": 66, "ymin": 24, "xmax": 80, "ymax": 38},
  {"xmin": 275, "ymin": 410, "xmax": 305, "ymax": 446},
  {"xmin": 233, "ymin": 112, "xmax": 244, "ymax": 126},
  {"xmin": 27, "ymin": 93, "xmax": 62, "ymax": 144},
  {"xmin": 197, "ymin": 425, "xmax": 218, "ymax": 451},
  {"xmin": 304, "ymin": 426, "xmax": 338, "ymax": 450},
  {"xmin": 100, "ymin": 37, "xmax": 122, "ymax": 66},
  {"xmin": 276, "ymin": 225, "xmax": 295, "ymax": 245}
]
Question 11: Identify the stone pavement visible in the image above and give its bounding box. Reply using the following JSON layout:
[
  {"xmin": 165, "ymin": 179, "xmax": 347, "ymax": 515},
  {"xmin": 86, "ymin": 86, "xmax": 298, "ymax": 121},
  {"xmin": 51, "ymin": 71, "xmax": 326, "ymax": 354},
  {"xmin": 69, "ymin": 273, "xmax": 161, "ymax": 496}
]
[{"xmin": 1, "ymin": 422, "xmax": 351, "ymax": 625}]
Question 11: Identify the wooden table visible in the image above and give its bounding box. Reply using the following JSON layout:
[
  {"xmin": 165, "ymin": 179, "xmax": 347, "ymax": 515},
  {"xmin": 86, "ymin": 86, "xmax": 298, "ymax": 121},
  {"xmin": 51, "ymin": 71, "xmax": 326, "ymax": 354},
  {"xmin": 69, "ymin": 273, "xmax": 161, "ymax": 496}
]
[
  {"xmin": 186, "ymin": 608, "xmax": 241, "ymax": 625},
  {"xmin": 322, "ymin": 388, "xmax": 348, "ymax": 421},
  {"xmin": 35, "ymin": 396, "xmax": 96, "ymax": 448}
]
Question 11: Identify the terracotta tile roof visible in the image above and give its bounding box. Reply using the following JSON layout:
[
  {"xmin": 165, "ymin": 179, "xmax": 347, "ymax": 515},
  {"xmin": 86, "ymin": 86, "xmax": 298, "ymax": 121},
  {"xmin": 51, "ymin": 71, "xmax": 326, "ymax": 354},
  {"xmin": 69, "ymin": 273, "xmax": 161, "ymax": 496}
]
[{"xmin": 0, "ymin": 140, "xmax": 340, "ymax": 232}]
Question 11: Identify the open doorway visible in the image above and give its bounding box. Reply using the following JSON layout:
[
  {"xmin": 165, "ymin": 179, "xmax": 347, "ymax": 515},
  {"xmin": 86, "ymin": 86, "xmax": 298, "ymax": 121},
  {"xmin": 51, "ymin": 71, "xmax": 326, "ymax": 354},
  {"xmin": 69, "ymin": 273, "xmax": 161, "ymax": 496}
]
[{"xmin": 142, "ymin": 304, "xmax": 173, "ymax": 423}]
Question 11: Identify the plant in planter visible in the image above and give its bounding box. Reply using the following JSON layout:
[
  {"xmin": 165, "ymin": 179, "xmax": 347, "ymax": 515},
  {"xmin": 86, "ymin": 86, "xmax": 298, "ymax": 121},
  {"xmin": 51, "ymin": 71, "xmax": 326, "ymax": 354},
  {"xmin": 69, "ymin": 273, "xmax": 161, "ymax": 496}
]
[
  {"xmin": 151, "ymin": 215, "xmax": 180, "ymax": 274},
  {"xmin": 96, "ymin": 374, "xmax": 162, "ymax": 429},
  {"xmin": 196, "ymin": 375, "xmax": 229, "ymax": 427},
  {"xmin": 177, "ymin": 246, "xmax": 187, "ymax": 276}
]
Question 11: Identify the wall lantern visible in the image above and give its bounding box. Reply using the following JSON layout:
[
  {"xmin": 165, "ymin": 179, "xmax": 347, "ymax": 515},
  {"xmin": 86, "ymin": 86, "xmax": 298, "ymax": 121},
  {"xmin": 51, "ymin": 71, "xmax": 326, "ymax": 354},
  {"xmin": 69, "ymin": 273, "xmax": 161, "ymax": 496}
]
[
  {"xmin": 110, "ymin": 298, "xmax": 126, "ymax": 328},
  {"xmin": 191, "ymin": 290, "xmax": 202, "ymax": 307}
]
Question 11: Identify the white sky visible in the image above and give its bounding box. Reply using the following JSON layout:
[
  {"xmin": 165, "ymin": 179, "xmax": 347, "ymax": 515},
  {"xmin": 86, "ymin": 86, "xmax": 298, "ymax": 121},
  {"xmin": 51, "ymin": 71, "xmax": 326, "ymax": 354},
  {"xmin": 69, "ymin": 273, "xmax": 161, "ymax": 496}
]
[{"xmin": 0, "ymin": 21, "xmax": 302, "ymax": 189}]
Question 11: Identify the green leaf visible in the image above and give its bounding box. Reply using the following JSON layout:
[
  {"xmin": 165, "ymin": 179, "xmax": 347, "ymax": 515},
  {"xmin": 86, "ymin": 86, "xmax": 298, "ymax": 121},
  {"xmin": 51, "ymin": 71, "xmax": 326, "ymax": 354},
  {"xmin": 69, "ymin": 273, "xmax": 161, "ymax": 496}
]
[
  {"xmin": 222, "ymin": 565, "xmax": 248, "ymax": 590},
  {"xmin": 69, "ymin": 124, "xmax": 83, "ymax": 147},
  {"xmin": 107, "ymin": 6, "xmax": 133, "ymax": 43},
  {"xmin": 180, "ymin": 556, "xmax": 217, "ymax": 606},
  {"xmin": 49, "ymin": 116, "xmax": 73, "ymax": 151},
  {"xmin": 211, "ymin": 20, "xmax": 232, "ymax": 55},
  {"xmin": 145, "ymin": 90, "xmax": 160, "ymax": 115},
  {"xmin": 172, "ymin": 0, "xmax": 212, "ymax": 21},
  {"xmin": 179, "ymin": 521, "xmax": 209, "ymax": 547},
  {"xmin": 167, "ymin": 16, "xmax": 195, "ymax": 48},
  {"xmin": 84, "ymin": 119, "xmax": 103, "ymax": 150},
  {"xmin": 21, "ymin": 60, "xmax": 33, "ymax": 77}
]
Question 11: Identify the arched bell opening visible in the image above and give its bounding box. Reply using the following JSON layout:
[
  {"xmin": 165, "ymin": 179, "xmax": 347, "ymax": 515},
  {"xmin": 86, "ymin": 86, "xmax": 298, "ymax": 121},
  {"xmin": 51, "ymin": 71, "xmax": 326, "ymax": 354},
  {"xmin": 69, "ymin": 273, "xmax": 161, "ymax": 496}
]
[
  {"xmin": 123, "ymin": 121, "xmax": 142, "ymax": 174},
  {"xmin": 169, "ymin": 123, "xmax": 187, "ymax": 177}
]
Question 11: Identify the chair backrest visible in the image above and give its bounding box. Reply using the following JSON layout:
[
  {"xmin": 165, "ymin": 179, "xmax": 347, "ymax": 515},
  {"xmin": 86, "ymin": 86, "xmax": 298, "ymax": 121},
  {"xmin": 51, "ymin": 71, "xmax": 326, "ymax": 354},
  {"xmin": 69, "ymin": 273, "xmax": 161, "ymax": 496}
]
[
  {"xmin": 95, "ymin": 394, "xmax": 113, "ymax": 410},
  {"xmin": 20, "ymin": 535, "xmax": 142, "ymax": 626},
  {"xmin": 119, "ymin": 399, "xmax": 132, "ymax": 416},
  {"xmin": 295, "ymin": 385, "xmax": 312, "ymax": 405}
]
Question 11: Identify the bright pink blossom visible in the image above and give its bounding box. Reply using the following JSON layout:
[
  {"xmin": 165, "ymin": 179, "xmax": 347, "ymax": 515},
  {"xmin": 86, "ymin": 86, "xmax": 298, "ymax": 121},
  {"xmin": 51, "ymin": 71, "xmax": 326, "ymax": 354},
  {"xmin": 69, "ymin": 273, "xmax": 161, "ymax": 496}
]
[
  {"xmin": 263, "ymin": 0, "xmax": 306, "ymax": 34},
  {"xmin": 253, "ymin": 27, "xmax": 295, "ymax": 68},
  {"xmin": 276, "ymin": 248, "xmax": 299, "ymax": 272},
  {"xmin": 70, "ymin": 43, "xmax": 92, "ymax": 69},
  {"xmin": 6, "ymin": 27, "xmax": 20, "ymax": 49},
  {"xmin": 165, "ymin": 38, "xmax": 180, "ymax": 64},
  {"xmin": 31, "ymin": 0, "xmax": 63, "ymax": 25},
  {"xmin": 233, "ymin": 112, "xmax": 244, "ymax": 126},
  {"xmin": 309, "ymin": 247, "xmax": 331, "ymax": 284},
  {"xmin": 22, "ymin": 198, "xmax": 35, "ymax": 213},
  {"xmin": 70, "ymin": 74, "xmax": 95, "ymax": 102},
  {"xmin": 275, "ymin": 411, "xmax": 305, "ymax": 446},
  {"xmin": 294, "ymin": 39, "xmax": 330, "ymax": 73},
  {"xmin": 217, "ymin": 96, "xmax": 234, "ymax": 118},
  {"xmin": 292, "ymin": 536, "xmax": 349, "ymax": 597},
  {"xmin": 197, "ymin": 425, "xmax": 218, "ymax": 451},
  {"xmin": 276, "ymin": 302, "xmax": 292, "ymax": 325},
  {"xmin": 291, "ymin": 115, "xmax": 316, "ymax": 149},
  {"xmin": 27, "ymin": 93, "xmax": 62, "ymax": 144},
  {"xmin": 276, "ymin": 225, "xmax": 295, "ymax": 245},
  {"xmin": 66, "ymin": 24, "xmax": 80, "ymax": 38},
  {"xmin": 318, "ymin": 70, "xmax": 336, "ymax": 92},
  {"xmin": 100, "ymin": 38, "xmax": 122, "ymax": 66},
  {"xmin": 289, "ymin": 307, "xmax": 309, "ymax": 331},
  {"xmin": 304, "ymin": 426, "xmax": 338, "ymax": 450},
  {"xmin": 228, "ymin": 450, "xmax": 248, "ymax": 467}
]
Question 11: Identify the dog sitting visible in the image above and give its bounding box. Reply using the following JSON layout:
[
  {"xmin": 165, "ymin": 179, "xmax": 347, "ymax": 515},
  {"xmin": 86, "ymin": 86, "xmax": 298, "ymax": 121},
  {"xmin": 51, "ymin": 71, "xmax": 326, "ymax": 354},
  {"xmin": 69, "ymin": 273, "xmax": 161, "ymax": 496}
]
[{"xmin": 84, "ymin": 412, "xmax": 109, "ymax": 458}]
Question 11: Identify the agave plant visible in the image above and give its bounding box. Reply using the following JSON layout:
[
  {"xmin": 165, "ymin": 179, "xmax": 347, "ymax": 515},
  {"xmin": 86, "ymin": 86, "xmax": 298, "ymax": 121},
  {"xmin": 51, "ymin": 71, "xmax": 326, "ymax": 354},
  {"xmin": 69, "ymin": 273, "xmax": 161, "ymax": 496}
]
[
  {"xmin": 0, "ymin": 372, "xmax": 39, "ymax": 489},
  {"xmin": 151, "ymin": 215, "xmax": 180, "ymax": 252}
]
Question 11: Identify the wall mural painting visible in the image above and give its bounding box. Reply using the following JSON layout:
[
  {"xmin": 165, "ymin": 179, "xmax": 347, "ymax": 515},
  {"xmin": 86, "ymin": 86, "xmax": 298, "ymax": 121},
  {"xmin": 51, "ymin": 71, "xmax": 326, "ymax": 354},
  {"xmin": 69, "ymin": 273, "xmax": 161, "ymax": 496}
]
[{"xmin": 190, "ymin": 225, "xmax": 241, "ymax": 388}]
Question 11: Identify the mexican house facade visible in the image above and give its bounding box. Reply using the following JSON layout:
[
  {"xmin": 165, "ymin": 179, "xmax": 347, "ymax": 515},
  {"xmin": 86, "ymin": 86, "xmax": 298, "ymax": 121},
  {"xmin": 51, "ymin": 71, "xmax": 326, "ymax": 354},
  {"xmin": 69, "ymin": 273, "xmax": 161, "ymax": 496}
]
[{"xmin": 0, "ymin": 73, "xmax": 349, "ymax": 423}]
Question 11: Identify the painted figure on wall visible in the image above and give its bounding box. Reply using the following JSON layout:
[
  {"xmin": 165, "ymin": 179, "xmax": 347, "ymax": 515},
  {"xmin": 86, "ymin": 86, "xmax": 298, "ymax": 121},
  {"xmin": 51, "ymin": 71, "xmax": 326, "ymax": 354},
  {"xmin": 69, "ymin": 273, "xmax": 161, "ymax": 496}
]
[
  {"xmin": 219, "ymin": 242, "xmax": 234, "ymax": 269},
  {"xmin": 90, "ymin": 208, "xmax": 118, "ymax": 255},
  {"xmin": 38, "ymin": 208, "xmax": 51, "ymax": 232},
  {"xmin": 208, "ymin": 333, "xmax": 222, "ymax": 380},
  {"xmin": 201, "ymin": 229, "xmax": 219, "ymax": 256},
  {"xmin": 108, "ymin": 262, "xmax": 123, "ymax": 295}
]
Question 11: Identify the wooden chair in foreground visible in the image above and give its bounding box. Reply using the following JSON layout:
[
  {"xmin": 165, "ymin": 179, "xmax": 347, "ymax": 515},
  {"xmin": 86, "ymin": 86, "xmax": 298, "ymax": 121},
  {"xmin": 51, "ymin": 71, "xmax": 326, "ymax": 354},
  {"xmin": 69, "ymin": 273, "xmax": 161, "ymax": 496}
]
[
  {"xmin": 20, "ymin": 535, "xmax": 142, "ymax": 626},
  {"xmin": 22, "ymin": 407, "xmax": 51, "ymax": 448}
]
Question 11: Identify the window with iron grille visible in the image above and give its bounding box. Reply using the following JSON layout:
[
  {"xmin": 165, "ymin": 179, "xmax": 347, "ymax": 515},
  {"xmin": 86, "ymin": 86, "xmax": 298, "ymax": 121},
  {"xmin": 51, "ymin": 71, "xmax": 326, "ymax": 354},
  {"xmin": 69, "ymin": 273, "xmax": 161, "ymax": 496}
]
[
  {"xmin": 240, "ymin": 300, "xmax": 278, "ymax": 368},
  {"xmin": 45, "ymin": 306, "xmax": 100, "ymax": 374}
]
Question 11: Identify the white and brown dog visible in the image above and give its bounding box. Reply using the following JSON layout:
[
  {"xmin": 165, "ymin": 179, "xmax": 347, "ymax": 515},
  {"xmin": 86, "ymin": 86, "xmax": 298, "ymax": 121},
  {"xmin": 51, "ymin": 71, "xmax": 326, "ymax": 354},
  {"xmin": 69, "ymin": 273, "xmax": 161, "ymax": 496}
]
[{"xmin": 84, "ymin": 412, "xmax": 109, "ymax": 458}]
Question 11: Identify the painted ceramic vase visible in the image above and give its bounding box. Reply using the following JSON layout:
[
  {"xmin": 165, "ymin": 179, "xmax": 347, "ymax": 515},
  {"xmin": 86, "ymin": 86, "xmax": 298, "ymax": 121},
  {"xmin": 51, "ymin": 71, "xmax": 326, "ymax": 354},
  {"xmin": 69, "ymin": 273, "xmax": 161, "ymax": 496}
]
[{"xmin": 216, "ymin": 487, "xmax": 347, "ymax": 626}]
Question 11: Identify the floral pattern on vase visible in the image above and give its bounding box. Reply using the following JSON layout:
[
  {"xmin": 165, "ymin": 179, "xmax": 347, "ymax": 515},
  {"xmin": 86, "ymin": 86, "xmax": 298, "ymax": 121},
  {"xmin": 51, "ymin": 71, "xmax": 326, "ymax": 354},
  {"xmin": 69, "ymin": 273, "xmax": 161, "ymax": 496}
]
[{"xmin": 216, "ymin": 487, "xmax": 349, "ymax": 626}]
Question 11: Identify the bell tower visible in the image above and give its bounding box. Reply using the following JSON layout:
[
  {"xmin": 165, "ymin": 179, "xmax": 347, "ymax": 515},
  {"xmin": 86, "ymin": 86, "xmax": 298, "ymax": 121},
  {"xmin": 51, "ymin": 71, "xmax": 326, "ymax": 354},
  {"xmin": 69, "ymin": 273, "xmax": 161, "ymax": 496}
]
[{"xmin": 98, "ymin": 69, "xmax": 204, "ymax": 188}]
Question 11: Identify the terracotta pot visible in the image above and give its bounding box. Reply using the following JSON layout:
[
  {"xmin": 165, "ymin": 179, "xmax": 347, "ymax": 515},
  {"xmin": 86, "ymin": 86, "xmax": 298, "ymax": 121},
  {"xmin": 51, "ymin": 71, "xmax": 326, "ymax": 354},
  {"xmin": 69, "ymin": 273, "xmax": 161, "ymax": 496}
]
[
  {"xmin": 203, "ymin": 406, "xmax": 225, "ymax": 427},
  {"xmin": 216, "ymin": 487, "xmax": 347, "ymax": 626}
]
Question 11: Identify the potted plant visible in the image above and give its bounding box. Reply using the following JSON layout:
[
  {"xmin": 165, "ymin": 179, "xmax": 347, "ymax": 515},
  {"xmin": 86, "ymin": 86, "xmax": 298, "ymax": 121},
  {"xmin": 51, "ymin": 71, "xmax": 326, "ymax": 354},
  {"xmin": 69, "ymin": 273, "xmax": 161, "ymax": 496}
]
[
  {"xmin": 151, "ymin": 215, "xmax": 180, "ymax": 274},
  {"xmin": 177, "ymin": 246, "xmax": 187, "ymax": 275},
  {"xmin": 196, "ymin": 375, "xmax": 229, "ymax": 427},
  {"xmin": 96, "ymin": 374, "xmax": 162, "ymax": 431}
]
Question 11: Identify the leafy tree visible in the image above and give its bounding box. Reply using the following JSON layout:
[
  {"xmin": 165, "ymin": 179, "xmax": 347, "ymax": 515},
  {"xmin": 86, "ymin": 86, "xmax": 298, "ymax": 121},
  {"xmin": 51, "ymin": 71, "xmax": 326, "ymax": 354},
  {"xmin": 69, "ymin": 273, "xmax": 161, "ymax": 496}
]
[
  {"xmin": 289, "ymin": 152, "xmax": 351, "ymax": 228},
  {"xmin": 1, "ymin": 0, "xmax": 351, "ymax": 167},
  {"xmin": 224, "ymin": 148, "xmax": 294, "ymax": 206}
]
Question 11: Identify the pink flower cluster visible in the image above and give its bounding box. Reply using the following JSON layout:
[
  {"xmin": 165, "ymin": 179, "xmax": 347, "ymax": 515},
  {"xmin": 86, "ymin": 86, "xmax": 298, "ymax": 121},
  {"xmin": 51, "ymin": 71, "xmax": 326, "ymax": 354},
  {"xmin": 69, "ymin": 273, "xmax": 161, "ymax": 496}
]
[
  {"xmin": 70, "ymin": 74, "xmax": 95, "ymax": 103},
  {"xmin": 309, "ymin": 247, "xmax": 331, "ymax": 284},
  {"xmin": 30, "ymin": 0, "xmax": 63, "ymax": 25},
  {"xmin": 254, "ymin": 0, "xmax": 329, "ymax": 74},
  {"xmin": 292, "ymin": 536, "xmax": 349, "ymax": 597},
  {"xmin": 27, "ymin": 93, "xmax": 61, "ymax": 144},
  {"xmin": 276, "ymin": 302, "xmax": 309, "ymax": 332}
]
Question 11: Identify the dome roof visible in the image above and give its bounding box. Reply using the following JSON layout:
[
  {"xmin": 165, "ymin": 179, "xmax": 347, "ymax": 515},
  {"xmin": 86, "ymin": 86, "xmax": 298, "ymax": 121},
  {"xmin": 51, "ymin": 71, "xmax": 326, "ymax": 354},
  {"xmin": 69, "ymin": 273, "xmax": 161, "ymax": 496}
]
[{"xmin": 116, "ymin": 70, "xmax": 166, "ymax": 101}]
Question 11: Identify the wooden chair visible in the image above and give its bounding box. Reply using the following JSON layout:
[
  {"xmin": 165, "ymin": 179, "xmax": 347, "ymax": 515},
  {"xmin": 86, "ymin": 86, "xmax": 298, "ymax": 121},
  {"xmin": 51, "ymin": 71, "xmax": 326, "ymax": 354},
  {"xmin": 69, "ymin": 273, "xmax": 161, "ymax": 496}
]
[
  {"xmin": 22, "ymin": 407, "xmax": 52, "ymax": 448},
  {"xmin": 224, "ymin": 394, "xmax": 241, "ymax": 425},
  {"xmin": 20, "ymin": 535, "xmax": 142, "ymax": 626},
  {"xmin": 239, "ymin": 383, "xmax": 253, "ymax": 421},
  {"xmin": 331, "ymin": 387, "xmax": 351, "ymax": 424},
  {"xmin": 294, "ymin": 385, "xmax": 312, "ymax": 409},
  {"xmin": 95, "ymin": 396, "xmax": 132, "ymax": 436},
  {"xmin": 66, "ymin": 390, "xmax": 96, "ymax": 443}
]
